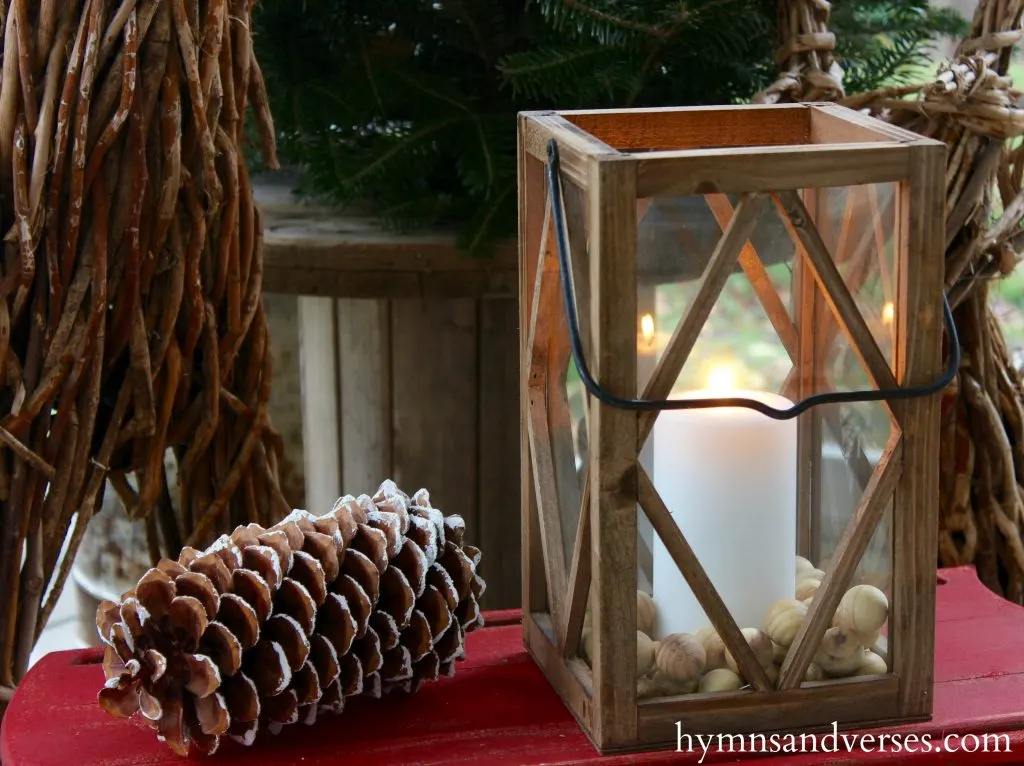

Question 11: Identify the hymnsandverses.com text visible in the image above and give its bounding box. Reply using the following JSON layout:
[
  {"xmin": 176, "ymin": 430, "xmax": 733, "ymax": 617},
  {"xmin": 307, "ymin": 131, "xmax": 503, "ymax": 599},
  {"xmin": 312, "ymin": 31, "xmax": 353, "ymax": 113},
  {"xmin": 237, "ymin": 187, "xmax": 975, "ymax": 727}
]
[{"xmin": 677, "ymin": 722, "xmax": 1012, "ymax": 764}]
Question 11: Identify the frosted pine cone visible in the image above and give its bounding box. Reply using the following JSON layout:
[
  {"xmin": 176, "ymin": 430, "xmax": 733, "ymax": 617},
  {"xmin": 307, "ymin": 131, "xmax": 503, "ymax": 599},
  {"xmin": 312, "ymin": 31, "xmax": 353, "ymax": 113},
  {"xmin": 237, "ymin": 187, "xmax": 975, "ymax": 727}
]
[{"xmin": 95, "ymin": 481, "xmax": 485, "ymax": 756}]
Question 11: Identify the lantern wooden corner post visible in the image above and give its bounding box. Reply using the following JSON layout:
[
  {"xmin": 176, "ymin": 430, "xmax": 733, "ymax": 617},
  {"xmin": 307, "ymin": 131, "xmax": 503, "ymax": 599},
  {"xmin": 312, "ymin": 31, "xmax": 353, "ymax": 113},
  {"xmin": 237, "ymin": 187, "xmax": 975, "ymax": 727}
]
[
  {"xmin": 517, "ymin": 112, "xmax": 550, "ymax": 636},
  {"xmin": 517, "ymin": 110, "xmax": 627, "ymax": 740},
  {"xmin": 518, "ymin": 103, "xmax": 948, "ymax": 754},
  {"xmin": 891, "ymin": 140, "xmax": 946, "ymax": 717},
  {"xmin": 586, "ymin": 153, "xmax": 640, "ymax": 749}
]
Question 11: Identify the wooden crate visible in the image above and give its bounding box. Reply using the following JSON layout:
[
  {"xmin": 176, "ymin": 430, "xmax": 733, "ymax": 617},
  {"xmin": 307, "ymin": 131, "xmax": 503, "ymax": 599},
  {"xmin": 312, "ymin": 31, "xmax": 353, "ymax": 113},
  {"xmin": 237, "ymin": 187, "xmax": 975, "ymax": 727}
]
[{"xmin": 257, "ymin": 179, "xmax": 522, "ymax": 608}]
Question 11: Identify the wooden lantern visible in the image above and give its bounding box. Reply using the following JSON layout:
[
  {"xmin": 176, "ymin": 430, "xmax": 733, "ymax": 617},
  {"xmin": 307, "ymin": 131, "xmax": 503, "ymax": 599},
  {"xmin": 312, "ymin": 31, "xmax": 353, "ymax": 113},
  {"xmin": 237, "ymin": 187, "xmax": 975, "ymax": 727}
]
[{"xmin": 516, "ymin": 103, "xmax": 947, "ymax": 752}]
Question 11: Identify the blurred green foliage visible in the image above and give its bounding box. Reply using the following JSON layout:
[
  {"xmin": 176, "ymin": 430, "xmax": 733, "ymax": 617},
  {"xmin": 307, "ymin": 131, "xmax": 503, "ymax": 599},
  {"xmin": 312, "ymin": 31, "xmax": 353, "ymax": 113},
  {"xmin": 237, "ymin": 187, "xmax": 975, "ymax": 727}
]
[{"xmin": 251, "ymin": 0, "xmax": 964, "ymax": 255}]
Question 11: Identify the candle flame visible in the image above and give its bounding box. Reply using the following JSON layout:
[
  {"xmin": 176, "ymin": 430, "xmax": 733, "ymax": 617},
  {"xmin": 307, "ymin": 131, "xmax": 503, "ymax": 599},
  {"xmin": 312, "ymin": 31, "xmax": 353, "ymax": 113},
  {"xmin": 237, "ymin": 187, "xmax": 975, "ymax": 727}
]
[
  {"xmin": 707, "ymin": 365, "xmax": 738, "ymax": 392},
  {"xmin": 640, "ymin": 313, "xmax": 655, "ymax": 343},
  {"xmin": 882, "ymin": 302, "xmax": 895, "ymax": 325}
]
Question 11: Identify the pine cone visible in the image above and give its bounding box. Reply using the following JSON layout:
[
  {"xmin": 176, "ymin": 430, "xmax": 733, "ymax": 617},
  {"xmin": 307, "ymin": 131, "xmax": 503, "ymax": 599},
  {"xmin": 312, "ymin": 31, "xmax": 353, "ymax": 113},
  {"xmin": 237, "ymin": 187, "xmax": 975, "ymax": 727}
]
[{"xmin": 94, "ymin": 481, "xmax": 486, "ymax": 756}]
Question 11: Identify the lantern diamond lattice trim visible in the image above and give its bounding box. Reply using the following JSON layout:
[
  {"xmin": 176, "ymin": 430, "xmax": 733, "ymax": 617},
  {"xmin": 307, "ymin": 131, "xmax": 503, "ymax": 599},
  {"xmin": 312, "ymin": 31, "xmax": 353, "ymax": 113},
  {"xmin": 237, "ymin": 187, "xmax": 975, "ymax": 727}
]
[{"xmin": 518, "ymin": 103, "xmax": 946, "ymax": 752}]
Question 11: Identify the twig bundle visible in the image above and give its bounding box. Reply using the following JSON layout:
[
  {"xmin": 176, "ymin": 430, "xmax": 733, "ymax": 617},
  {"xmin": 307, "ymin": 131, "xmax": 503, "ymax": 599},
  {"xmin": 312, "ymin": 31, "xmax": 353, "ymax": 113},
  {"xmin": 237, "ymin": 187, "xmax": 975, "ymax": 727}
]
[
  {"xmin": 844, "ymin": 3, "xmax": 1024, "ymax": 602},
  {"xmin": 757, "ymin": 0, "xmax": 1024, "ymax": 602},
  {"xmin": 0, "ymin": 0, "xmax": 284, "ymax": 700},
  {"xmin": 754, "ymin": 0, "xmax": 843, "ymax": 104}
]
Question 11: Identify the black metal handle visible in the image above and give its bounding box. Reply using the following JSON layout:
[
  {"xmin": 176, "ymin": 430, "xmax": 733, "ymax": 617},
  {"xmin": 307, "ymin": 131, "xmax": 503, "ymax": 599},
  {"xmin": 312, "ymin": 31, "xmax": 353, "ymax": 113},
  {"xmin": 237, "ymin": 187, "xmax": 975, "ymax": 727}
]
[{"xmin": 545, "ymin": 139, "xmax": 960, "ymax": 421}]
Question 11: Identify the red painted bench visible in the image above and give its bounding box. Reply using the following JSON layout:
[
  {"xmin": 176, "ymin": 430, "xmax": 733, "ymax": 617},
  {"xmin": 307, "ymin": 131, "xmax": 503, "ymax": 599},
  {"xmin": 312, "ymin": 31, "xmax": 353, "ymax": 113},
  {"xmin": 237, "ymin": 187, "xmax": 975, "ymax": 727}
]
[{"xmin": 4, "ymin": 566, "xmax": 1024, "ymax": 765}]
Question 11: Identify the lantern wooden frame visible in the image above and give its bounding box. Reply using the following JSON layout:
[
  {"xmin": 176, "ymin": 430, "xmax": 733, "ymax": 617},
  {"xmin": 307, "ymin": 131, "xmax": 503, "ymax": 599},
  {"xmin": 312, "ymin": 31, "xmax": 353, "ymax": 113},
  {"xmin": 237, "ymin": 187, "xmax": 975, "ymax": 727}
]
[{"xmin": 517, "ymin": 103, "xmax": 946, "ymax": 753}]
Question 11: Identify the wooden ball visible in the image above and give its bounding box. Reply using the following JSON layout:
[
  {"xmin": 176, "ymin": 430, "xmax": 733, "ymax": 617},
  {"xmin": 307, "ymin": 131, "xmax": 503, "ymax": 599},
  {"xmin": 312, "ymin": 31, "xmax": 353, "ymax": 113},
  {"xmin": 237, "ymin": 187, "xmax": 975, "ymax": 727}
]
[
  {"xmin": 692, "ymin": 625, "xmax": 727, "ymax": 670},
  {"xmin": 771, "ymin": 640, "xmax": 787, "ymax": 667},
  {"xmin": 869, "ymin": 634, "xmax": 888, "ymax": 664},
  {"xmin": 764, "ymin": 599, "xmax": 807, "ymax": 647},
  {"xmin": 804, "ymin": 662, "xmax": 824, "ymax": 682},
  {"xmin": 818, "ymin": 627, "xmax": 860, "ymax": 660},
  {"xmin": 655, "ymin": 633, "xmax": 706, "ymax": 684},
  {"xmin": 817, "ymin": 647, "xmax": 867, "ymax": 678},
  {"xmin": 855, "ymin": 650, "xmax": 888, "ymax": 676},
  {"xmin": 637, "ymin": 591, "xmax": 656, "ymax": 636},
  {"xmin": 725, "ymin": 628, "xmax": 774, "ymax": 674},
  {"xmin": 698, "ymin": 668, "xmax": 743, "ymax": 693},
  {"xmin": 795, "ymin": 577, "xmax": 821, "ymax": 601},
  {"xmin": 764, "ymin": 597, "xmax": 804, "ymax": 628},
  {"xmin": 637, "ymin": 631, "xmax": 656, "ymax": 676},
  {"xmin": 834, "ymin": 585, "xmax": 888, "ymax": 636},
  {"xmin": 637, "ymin": 673, "xmax": 692, "ymax": 699},
  {"xmin": 637, "ymin": 675, "xmax": 659, "ymax": 699},
  {"xmin": 852, "ymin": 627, "xmax": 881, "ymax": 648}
]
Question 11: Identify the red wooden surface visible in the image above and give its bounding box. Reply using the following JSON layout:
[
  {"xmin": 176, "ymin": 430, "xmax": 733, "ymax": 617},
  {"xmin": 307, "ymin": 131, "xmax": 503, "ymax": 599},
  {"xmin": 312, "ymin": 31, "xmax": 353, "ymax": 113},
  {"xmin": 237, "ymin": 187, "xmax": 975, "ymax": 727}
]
[{"xmin": 4, "ymin": 567, "xmax": 1024, "ymax": 765}]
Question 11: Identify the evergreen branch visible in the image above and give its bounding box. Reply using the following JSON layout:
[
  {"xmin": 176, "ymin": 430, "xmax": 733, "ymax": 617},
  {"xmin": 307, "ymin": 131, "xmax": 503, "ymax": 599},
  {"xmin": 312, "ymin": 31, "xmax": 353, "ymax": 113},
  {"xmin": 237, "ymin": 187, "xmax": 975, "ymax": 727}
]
[
  {"xmin": 620, "ymin": 0, "xmax": 750, "ymax": 106},
  {"xmin": 304, "ymin": 84, "xmax": 359, "ymax": 116},
  {"xmin": 626, "ymin": 43, "xmax": 665, "ymax": 106},
  {"xmin": 501, "ymin": 38, "xmax": 646, "ymax": 102},
  {"xmin": 437, "ymin": 0, "xmax": 491, "ymax": 62},
  {"xmin": 254, "ymin": 0, "xmax": 961, "ymax": 258},
  {"xmin": 392, "ymin": 68, "xmax": 474, "ymax": 113},
  {"xmin": 359, "ymin": 42, "xmax": 385, "ymax": 115},
  {"xmin": 498, "ymin": 45, "xmax": 605, "ymax": 79},
  {"xmin": 550, "ymin": 0, "xmax": 669, "ymax": 38},
  {"xmin": 461, "ymin": 183, "xmax": 514, "ymax": 255},
  {"xmin": 342, "ymin": 115, "xmax": 470, "ymax": 187},
  {"xmin": 475, "ymin": 119, "xmax": 495, "ymax": 189}
]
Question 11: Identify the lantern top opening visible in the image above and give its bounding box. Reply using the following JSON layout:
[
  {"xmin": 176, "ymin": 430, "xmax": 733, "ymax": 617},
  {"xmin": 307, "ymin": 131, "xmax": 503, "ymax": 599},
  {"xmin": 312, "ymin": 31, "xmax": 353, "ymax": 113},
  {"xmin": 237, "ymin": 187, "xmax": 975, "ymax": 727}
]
[
  {"xmin": 520, "ymin": 103, "xmax": 944, "ymax": 198},
  {"xmin": 536, "ymin": 103, "xmax": 919, "ymax": 153}
]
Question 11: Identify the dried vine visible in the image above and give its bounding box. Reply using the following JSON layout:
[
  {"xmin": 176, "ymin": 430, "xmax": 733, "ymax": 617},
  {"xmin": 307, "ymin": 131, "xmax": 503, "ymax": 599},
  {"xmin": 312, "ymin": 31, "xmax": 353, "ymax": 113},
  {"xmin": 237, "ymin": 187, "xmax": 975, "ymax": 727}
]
[
  {"xmin": 846, "ymin": 2, "xmax": 1024, "ymax": 603},
  {"xmin": 0, "ymin": 0, "xmax": 286, "ymax": 700},
  {"xmin": 754, "ymin": 0, "xmax": 844, "ymax": 104},
  {"xmin": 757, "ymin": 0, "xmax": 1024, "ymax": 602}
]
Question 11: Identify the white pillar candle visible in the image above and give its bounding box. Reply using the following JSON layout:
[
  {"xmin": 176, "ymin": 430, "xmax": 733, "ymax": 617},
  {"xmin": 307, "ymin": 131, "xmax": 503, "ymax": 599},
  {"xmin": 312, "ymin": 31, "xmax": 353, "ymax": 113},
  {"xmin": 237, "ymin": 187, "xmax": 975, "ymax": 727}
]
[{"xmin": 651, "ymin": 389, "xmax": 797, "ymax": 638}]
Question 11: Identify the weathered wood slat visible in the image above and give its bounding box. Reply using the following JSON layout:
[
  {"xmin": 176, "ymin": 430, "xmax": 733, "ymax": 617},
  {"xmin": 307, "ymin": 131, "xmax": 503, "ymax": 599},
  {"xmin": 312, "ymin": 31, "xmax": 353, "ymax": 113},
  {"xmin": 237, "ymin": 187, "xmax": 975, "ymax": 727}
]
[
  {"xmin": 297, "ymin": 297, "xmax": 343, "ymax": 514},
  {"xmin": 390, "ymin": 298, "xmax": 480, "ymax": 542},
  {"xmin": 477, "ymin": 299, "xmax": 523, "ymax": 610},
  {"xmin": 337, "ymin": 299, "xmax": 392, "ymax": 495},
  {"xmin": 255, "ymin": 177, "xmax": 518, "ymax": 298},
  {"xmin": 257, "ymin": 175, "xmax": 798, "ymax": 299},
  {"xmin": 263, "ymin": 294, "xmax": 307, "ymax": 508}
]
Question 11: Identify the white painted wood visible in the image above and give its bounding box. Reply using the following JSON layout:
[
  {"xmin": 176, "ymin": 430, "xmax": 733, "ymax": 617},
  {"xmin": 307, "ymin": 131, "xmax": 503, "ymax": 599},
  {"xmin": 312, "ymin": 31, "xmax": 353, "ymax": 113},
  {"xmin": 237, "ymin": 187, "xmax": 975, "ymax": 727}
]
[
  {"xmin": 298, "ymin": 296, "xmax": 342, "ymax": 514},
  {"xmin": 264, "ymin": 294, "xmax": 307, "ymax": 507},
  {"xmin": 337, "ymin": 299, "xmax": 392, "ymax": 495}
]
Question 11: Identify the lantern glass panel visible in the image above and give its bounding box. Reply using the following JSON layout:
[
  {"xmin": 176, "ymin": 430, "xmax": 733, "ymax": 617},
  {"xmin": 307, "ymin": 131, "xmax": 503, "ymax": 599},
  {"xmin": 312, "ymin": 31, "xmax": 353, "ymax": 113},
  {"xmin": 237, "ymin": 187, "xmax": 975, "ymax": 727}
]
[
  {"xmin": 623, "ymin": 185, "xmax": 895, "ymax": 697},
  {"xmin": 810, "ymin": 184, "xmax": 897, "ymax": 601},
  {"xmin": 549, "ymin": 177, "xmax": 592, "ymax": 567},
  {"xmin": 816, "ymin": 183, "xmax": 899, "ymax": 370},
  {"xmin": 636, "ymin": 194, "xmax": 796, "ymax": 399}
]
